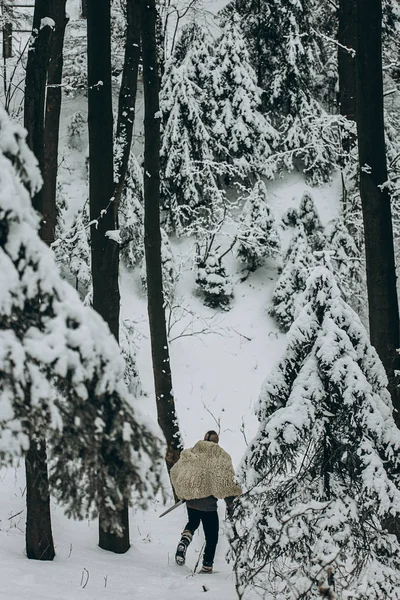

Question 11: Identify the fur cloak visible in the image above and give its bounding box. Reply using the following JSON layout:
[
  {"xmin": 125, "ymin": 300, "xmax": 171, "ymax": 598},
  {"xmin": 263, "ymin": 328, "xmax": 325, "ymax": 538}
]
[{"xmin": 170, "ymin": 441, "xmax": 242, "ymax": 501}]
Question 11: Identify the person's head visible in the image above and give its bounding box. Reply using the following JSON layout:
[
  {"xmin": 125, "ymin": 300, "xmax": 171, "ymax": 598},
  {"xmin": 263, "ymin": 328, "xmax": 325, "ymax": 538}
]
[{"xmin": 204, "ymin": 430, "xmax": 219, "ymax": 444}]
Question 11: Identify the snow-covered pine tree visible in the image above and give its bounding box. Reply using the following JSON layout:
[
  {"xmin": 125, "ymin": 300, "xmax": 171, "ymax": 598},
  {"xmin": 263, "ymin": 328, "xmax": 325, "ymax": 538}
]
[
  {"xmin": 0, "ymin": 107, "xmax": 163, "ymax": 530},
  {"xmin": 297, "ymin": 190, "xmax": 325, "ymax": 251},
  {"xmin": 325, "ymin": 217, "xmax": 364, "ymax": 312},
  {"xmin": 209, "ymin": 13, "xmax": 277, "ymax": 179},
  {"xmin": 269, "ymin": 225, "xmax": 316, "ymax": 331},
  {"xmin": 229, "ymin": 266, "xmax": 400, "ymax": 600},
  {"xmin": 53, "ymin": 201, "xmax": 91, "ymax": 300},
  {"xmin": 195, "ymin": 240, "xmax": 233, "ymax": 309},
  {"xmin": 119, "ymin": 154, "xmax": 144, "ymax": 269},
  {"xmin": 160, "ymin": 51, "xmax": 223, "ymax": 234},
  {"xmin": 223, "ymin": 1, "xmax": 345, "ymax": 183},
  {"xmin": 236, "ymin": 180, "xmax": 281, "ymax": 271}
]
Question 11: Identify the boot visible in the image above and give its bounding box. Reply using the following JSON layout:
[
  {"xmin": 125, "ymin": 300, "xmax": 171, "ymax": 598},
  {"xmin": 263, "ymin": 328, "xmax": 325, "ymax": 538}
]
[
  {"xmin": 175, "ymin": 530, "xmax": 193, "ymax": 566},
  {"xmin": 199, "ymin": 563, "xmax": 213, "ymax": 574}
]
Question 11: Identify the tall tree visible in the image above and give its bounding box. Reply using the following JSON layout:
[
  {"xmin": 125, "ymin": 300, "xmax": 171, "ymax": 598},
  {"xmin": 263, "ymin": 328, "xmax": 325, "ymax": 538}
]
[
  {"xmin": 114, "ymin": 0, "xmax": 141, "ymax": 209},
  {"xmin": 0, "ymin": 106, "xmax": 163, "ymax": 551},
  {"xmin": 355, "ymin": 0, "xmax": 400, "ymax": 420},
  {"xmin": 87, "ymin": 0, "xmax": 128, "ymax": 553},
  {"xmin": 140, "ymin": 0, "xmax": 183, "ymax": 475},
  {"xmin": 42, "ymin": 0, "xmax": 68, "ymax": 244},
  {"xmin": 338, "ymin": 0, "xmax": 356, "ymax": 123},
  {"xmin": 23, "ymin": 0, "xmax": 57, "ymax": 561},
  {"xmin": 229, "ymin": 266, "xmax": 400, "ymax": 599}
]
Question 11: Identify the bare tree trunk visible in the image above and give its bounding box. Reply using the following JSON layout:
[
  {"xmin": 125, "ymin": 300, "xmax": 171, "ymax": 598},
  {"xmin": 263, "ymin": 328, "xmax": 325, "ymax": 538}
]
[
  {"xmin": 43, "ymin": 1, "xmax": 68, "ymax": 244},
  {"xmin": 87, "ymin": 0, "xmax": 129, "ymax": 554},
  {"xmin": 140, "ymin": 0, "xmax": 183, "ymax": 476},
  {"xmin": 338, "ymin": 0, "xmax": 356, "ymax": 122},
  {"xmin": 23, "ymin": 0, "xmax": 56, "ymax": 561},
  {"xmin": 355, "ymin": 0, "xmax": 400, "ymax": 421},
  {"xmin": 25, "ymin": 440, "xmax": 54, "ymax": 560},
  {"xmin": 114, "ymin": 0, "xmax": 140, "ymax": 208}
]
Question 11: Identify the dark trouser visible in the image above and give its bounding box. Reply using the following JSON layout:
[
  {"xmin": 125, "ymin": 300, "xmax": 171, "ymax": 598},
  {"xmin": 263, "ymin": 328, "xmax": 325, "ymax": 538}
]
[{"xmin": 185, "ymin": 507, "xmax": 219, "ymax": 566}]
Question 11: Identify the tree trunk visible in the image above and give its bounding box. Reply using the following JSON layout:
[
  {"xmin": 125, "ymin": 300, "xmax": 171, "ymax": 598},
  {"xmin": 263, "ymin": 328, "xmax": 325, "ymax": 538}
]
[
  {"xmin": 140, "ymin": 0, "xmax": 183, "ymax": 476},
  {"xmin": 114, "ymin": 0, "xmax": 140, "ymax": 208},
  {"xmin": 338, "ymin": 0, "xmax": 357, "ymax": 122},
  {"xmin": 355, "ymin": 0, "xmax": 400, "ymax": 421},
  {"xmin": 43, "ymin": 1, "xmax": 68, "ymax": 245},
  {"xmin": 23, "ymin": 0, "xmax": 56, "ymax": 562},
  {"xmin": 87, "ymin": 0, "xmax": 129, "ymax": 554},
  {"xmin": 25, "ymin": 440, "xmax": 55, "ymax": 560}
]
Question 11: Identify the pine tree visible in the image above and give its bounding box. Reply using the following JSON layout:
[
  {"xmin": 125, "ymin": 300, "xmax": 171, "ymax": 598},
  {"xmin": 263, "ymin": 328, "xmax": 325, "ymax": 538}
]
[
  {"xmin": 54, "ymin": 202, "xmax": 91, "ymax": 299},
  {"xmin": 297, "ymin": 190, "xmax": 325, "ymax": 251},
  {"xmin": 209, "ymin": 13, "xmax": 277, "ymax": 178},
  {"xmin": 195, "ymin": 242, "xmax": 233, "ymax": 310},
  {"xmin": 229, "ymin": 266, "xmax": 400, "ymax": 600},
  {"xmin": 236, "ymin": 180, "xmax": 281, "ymax": 271},
  {"xmin": 269, "ymin": 225, "xmax": 316, "ymax": 331},
  {"xmin": 119, "ymin": 154, "xmax": 144, "ymax": 270},
  {"xmin": 160, "ymin": 57, "xmax": 223, "ymax": 234},
  {"xmin": 325, "ymin": 217, "xmax": 363, "ymax": 311},
  {"xmin": 224, "ymin": 1, "xmax": 345, "ymax": 183},
  {"xmin": 0, "ymin": 107, "xmax": 163, "ymax": 530}
]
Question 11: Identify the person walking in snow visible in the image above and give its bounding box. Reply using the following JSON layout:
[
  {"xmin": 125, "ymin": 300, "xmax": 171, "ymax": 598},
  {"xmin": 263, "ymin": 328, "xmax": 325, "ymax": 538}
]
[{"xmin": 170, "ymin": 430, "xmax": 242, "ymax": 573}]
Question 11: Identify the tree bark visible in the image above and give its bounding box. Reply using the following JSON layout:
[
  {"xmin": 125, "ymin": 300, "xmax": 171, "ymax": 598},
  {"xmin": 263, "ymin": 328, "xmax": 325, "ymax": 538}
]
[
  {"xmin": 25, "ymin": 440, "xmax": 55, "ymax": 560},
  {"xmin": 87, "ymin": 0, "xmax": 129, "ymax": 554},
  {"xmin": 42, "ymin": 1, "xmax": 68, "ymax": 245},
  {"xmin": 140, "ymin": 0, "xmax": 183, "ymax": 476},
  {"xmin": 355, "ymin": 0, "xmax": 400, "ymax": 421},
  {"xmin": 23, "ymin": 0, "xmax": 57, "ymax": 562},
  {"xmin": 114, "ymin": 0, "xmax": 140, "ymax": 208},
  {"xmin": 338, "ymin": 0, "xmax": 357, "ymax": 123}
]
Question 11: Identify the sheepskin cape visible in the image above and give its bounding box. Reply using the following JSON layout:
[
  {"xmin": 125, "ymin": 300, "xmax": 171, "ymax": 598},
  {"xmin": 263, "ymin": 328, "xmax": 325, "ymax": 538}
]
[{"xmin": 170, "ymin": 441, "xmax": 242, "ymax": 501}]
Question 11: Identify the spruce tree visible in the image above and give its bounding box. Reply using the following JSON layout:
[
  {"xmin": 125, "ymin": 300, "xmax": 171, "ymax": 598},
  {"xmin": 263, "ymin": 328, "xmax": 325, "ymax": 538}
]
[
  {"xmin": 297, "ymin": 190, "xmax": 325, "ymax": 251},
  {"xmin": 54, "ymin": 202, "xmax": 91, "ymax": 299},
  {"xmin": 195, "ymin": 243, "xmax": 233, "ymax": 310},
  {"xmin": 160, "ymin": 60, "xmax": 223, "ymax": 234},
  {"xmin": 119, "ymin": 154, "xmax": 144, "ymax": 270},
  {"xmin": 209, "ymin": 13, "xmax": 277, "ymax": 178},
  {"xmin": 325, "ymin": 217, "xmax": 363, "ymax": 311},
  {"xmin": 0, "ymin": 107, "xmax": 163, "ymax": 532},
  {"xmin": 237, "ymin": 180, "xmax": 281, "ymax": 271},
  {"xmin": 224, "ymin": 1, "xmax": 344, "ymax": 183},
  {"xmin": 269, "ymin": 225, "xmax": 316, "ymax": 331},
  {"xmin": 229, "ymin": 266, "xmax": 400, "ymax": 600}
]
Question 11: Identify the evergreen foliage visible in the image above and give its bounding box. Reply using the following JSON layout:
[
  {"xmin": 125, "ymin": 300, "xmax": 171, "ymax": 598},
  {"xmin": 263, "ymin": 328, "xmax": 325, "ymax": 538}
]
[
  {"xmin": 0, "ymin": 108, "xmax": 163, "ymax": 530},
  {"xmin": 229, "ymin": 266, "xmax": 400, "ymax": 600},
  {"xmin": 236, "ymin": 180, "xmax": 281, "ymax": 270},
  {"xmin": 209, "ymin": 13, "xmax": 278, "ymax": 178},
  {"xmin": 269, "ymin": 225, "xmax": 316, "ymax": 331},
  {"xmin": 119, "ymin": 154, "xmax": 144, "ymax": 269},
  {"xmin": 297, "ymin": 190, "xmax": 325, "ymax": 251},
  {"xmin": 325, "ymin": 217, "xmax": 363, "ymax": 311},
  {"xmin": 53, "ymin": 202, "xmax": 91, "ymax": 300},
  {"xmin": 160, "ymin": 33, "xmax": 223, "ymax": 234},
  {"xmin": 195, "ymin": 242, "xmax": 233, "ymax": 309}
]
